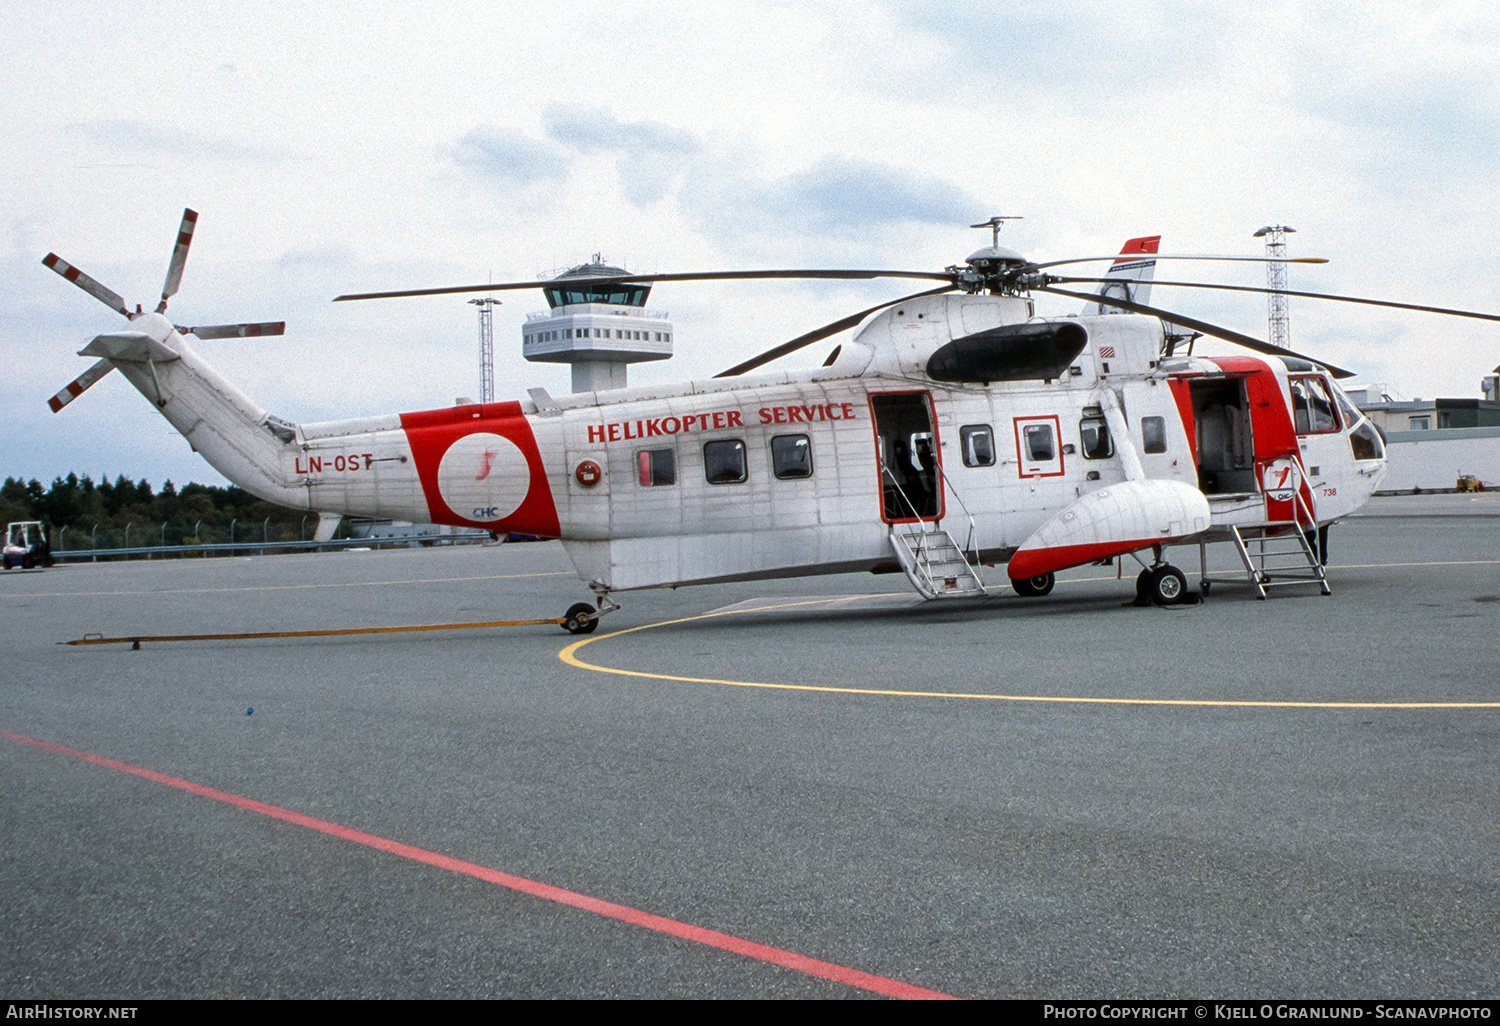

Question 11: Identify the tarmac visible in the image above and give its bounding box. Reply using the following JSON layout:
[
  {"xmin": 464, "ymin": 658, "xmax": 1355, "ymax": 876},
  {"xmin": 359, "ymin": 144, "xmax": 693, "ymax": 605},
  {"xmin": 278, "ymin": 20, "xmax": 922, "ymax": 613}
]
[{"xmin": 2, "ymin": 492, "xmax": 1497, "ymax": 999}]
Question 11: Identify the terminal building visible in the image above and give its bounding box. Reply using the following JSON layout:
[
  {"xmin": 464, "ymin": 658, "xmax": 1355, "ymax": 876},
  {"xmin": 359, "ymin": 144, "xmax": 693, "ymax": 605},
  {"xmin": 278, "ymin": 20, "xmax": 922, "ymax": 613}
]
[
  {"xmin": 1350, "ymin": 368, "xmax": 1500, "ymax": 491},
  {"xmin": 521, "ymin": 259, "xmax": 673, "ymax": 394}
]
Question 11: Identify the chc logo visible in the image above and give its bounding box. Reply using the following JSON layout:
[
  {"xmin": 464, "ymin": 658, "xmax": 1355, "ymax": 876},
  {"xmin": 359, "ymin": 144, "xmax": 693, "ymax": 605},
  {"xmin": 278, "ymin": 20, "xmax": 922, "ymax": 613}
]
[{"xmin": 436, "ymin": 433, "xmax": 530, "ymax": 523}]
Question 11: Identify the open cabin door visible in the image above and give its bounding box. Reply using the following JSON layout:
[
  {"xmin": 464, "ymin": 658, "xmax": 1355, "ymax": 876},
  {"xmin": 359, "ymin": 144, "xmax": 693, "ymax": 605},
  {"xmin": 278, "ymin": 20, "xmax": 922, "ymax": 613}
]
[
  {"xmin": 1189, "ymin": 377, "xmax": 1256, "ymax": 495},
  {"xmin": 1186, "ymin": 370, "xmax": 1314, "ymax": 522},
  {"xmin": 870, "ymin": 391, "xmax": 943, "ymax": 522}
]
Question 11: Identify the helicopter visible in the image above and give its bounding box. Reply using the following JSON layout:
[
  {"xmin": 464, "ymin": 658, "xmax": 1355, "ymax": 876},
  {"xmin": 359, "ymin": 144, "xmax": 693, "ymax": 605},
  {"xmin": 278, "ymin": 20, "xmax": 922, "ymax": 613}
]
[{"xmin": 42, "ymin": 212, "xmax": 1500, "ymax": 632}]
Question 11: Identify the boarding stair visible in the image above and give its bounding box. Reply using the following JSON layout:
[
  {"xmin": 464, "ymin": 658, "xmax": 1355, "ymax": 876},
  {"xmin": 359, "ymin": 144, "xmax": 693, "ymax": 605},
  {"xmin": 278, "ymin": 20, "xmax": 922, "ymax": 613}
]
[
  {"xmin": 1198, "ymin": 474, "xmax": 1330, "ymax": 600},
  {"xmin": 883, "ymin": 459, "xmax": 986, "ymax": 600},
  {"xmin": 890, "ymin": 524, "xmax": 986, "ymax": 599}
]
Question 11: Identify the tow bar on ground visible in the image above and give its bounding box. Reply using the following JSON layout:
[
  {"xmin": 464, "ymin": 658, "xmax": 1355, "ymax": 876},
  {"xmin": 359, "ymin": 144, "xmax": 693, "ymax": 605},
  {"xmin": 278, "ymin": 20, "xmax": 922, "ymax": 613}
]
[{"xmin": 63, "ymin": 604, "xmax": 623, "ymax": 649}]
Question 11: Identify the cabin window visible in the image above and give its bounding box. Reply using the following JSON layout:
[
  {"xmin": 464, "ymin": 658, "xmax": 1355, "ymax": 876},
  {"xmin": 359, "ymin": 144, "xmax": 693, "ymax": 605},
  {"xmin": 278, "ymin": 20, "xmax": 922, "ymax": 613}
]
[
  {"xmin": 1012, "ymin": 415, "xmax": 1064, "ymax": 479},
  {"xmin": 1142, "ymin": 416, "xmax": 1167, "ymax": 454},
  {"xmin": 703, "ymin": 439, "xmax": 747, "ymax": 484},
  {"xmin": 1291, "ymin": 376, "xmax": 1340, "ymax": 434},
  {"xmin": 1080, "ymin": 415, "xmax": 1113, "ymax": 459},
  {"xmin": 771, "ymin": 434, "xmax": 813, "ymax": 479},
  {"xmin": 1023, "ymin": 423, "xmax": 1055, "ymax": 462},
  {"xmin": 636, "ymin": 447, "xmax": 675, "ymax": 487},
  {"xmin": 959, "ymin": 425, "xmax": 995, "ymax": 467}
]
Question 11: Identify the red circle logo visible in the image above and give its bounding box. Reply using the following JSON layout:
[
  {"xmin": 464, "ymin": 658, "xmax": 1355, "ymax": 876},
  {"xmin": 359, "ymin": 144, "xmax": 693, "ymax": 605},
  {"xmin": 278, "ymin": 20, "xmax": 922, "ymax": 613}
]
[{"xmin": 575, "ymin": 460, "xmax": 602, "ymax": 487}]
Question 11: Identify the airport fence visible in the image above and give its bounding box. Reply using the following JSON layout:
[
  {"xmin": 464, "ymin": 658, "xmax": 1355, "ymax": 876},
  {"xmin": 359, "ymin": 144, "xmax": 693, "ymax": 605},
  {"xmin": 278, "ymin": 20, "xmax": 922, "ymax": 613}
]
[{"xmin": 47, "ymin": 520, "xmax": 494, "ymax": 561}]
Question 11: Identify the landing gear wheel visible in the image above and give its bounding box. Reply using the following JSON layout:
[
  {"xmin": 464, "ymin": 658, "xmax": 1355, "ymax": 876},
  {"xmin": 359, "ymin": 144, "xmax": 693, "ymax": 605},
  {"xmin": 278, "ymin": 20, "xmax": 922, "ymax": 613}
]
[
  {"xmin": 1199, "ymin": 579, "xmax": 1212, "ymax": 597},
  {"xmin": 1147, "ymin": 565, "xmax": 1188, "ymax": 606},
  {"xmin": 563, "ymin": 602, "xmax": 599, "ymax": 635},
  {"xmin": 1010, "ymin": 572, "xmax": 1054, "ymax": 597}
]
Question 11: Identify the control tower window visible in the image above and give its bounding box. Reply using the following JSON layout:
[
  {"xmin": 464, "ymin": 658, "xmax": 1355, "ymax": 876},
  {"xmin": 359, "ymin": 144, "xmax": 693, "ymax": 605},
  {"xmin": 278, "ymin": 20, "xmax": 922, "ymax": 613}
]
[{"xmin": 544, "ymin": 283, "xmax": 650, "ymax": 308}]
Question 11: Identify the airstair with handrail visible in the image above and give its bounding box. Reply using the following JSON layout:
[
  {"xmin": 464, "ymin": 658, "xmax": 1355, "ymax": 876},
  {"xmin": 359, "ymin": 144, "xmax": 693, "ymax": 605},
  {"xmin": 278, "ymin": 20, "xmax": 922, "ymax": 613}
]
[
  {"xmin": 882, "ymin": 458, "xmax": 986, "ymax": 600},
  {"xmin": 1198, "ymin": 457, "xmax": 1330, "ymax": 600}
]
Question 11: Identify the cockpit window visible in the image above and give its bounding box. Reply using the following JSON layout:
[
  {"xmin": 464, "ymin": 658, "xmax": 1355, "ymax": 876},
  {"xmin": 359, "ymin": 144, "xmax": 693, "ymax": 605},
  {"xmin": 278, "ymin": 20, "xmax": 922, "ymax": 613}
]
[
  {"xmin": 1291, "ymin": 376, "xmax": 1340, "ymax": 434},
  {"xmin": 1333, "ymin": 389, "xmax": 1363, "ymax": 428},
  {"xmin": 1350, "ymin": 422, "xmax": 1384, "ymax": 461}
]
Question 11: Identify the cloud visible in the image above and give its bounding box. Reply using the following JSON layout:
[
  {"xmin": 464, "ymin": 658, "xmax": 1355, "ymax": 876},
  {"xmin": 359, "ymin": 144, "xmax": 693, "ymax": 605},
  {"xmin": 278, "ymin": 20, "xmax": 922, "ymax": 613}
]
[
  {"xmin": 67, "ymin": 119, "xmax": 281, "ymax": 163},
  {"xmin": 451, "ymin": 128, "xmax": 570, "ymax": 188},
  {"xmin": 543, "ymin": 105, "xmax": 701, "ymax": 208},
  {"xmin": 741, "ymin": 156, "xmax": 980, "ymax": 235},
  {"xmin": 1297, "ymin": 80, "xmax": 1500, "ymax": 192},
  {"xmin": 543, "ymin": 104, "xmax": 699, "ymax": 158}
]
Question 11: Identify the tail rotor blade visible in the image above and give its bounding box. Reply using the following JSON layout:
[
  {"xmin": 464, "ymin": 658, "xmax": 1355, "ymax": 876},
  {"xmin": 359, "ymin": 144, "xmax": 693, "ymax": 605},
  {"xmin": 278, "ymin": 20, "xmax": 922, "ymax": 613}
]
[
  {"xmin": 176, "ymin": 321, "xmax": 285, "ymax": 339},
  {"xmin": 42, "ymin": 254, "xmax": 130, "ymax": 318},
  {"xmin": 47, "ymin": 359, "xmax": 115, "ymax": 413},
  {"xmin": 157, "ymin": 208, "xmax": 199, "ymax": 313}
]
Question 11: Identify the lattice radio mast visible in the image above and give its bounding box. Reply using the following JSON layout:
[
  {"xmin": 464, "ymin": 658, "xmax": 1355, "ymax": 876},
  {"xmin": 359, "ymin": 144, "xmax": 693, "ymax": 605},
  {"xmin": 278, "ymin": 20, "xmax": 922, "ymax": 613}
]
[
  {"xmin": 468, "ymin": 297, "xmax": 499, "ymax": 404},
  {"xmin": 1252, "ymin": 225, "xmax": 1295, "ymax": 350}
]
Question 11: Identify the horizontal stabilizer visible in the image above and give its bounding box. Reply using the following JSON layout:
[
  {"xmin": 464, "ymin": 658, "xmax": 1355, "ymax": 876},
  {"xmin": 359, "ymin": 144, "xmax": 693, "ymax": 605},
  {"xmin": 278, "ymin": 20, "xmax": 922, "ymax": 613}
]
[
  {"xmin": 1007, "ymin": 480, "xmax": 1211, "ymax": 579},
  {"xmin": 79, "ymin": 331, "xmax": 180, "ymax": 364},
  {"xmin": 47, "ymin": 359, "xmax": 115, "ymax": 413}
]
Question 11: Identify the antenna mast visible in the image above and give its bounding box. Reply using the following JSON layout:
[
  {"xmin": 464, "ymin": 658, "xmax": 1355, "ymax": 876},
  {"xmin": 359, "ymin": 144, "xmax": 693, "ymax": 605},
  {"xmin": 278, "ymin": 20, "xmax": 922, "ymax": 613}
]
[
  {"xmin": 1253, "ymin": 225, "xmax": 1296, "ymax": 349},
  {"xmin": 468, "ymin": 297, "xmax": 499, "ymax": 404}
]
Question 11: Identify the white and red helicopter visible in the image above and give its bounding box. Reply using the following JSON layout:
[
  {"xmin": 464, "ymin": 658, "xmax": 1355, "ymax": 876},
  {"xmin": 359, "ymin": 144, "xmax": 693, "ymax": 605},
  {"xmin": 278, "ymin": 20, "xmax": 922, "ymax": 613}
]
[{"xmin": 43, "ymin": 212, "xmax": 1498, "ymax": 632}]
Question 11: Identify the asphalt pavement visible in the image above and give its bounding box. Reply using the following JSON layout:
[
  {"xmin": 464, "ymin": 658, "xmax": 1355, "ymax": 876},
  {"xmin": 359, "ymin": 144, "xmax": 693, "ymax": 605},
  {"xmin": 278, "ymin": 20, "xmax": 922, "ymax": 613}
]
[{"xmin": 2, "ymin": 503, "xmax": 1497, "ymax": 998}]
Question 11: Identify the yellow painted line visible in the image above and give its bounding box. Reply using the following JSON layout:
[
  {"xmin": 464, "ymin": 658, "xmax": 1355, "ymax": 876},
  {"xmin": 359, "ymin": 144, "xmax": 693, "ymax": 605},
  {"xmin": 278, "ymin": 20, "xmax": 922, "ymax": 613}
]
[
  {"xmin": 1332, "ymin": 559, "xmax": 1500, "ymax": 569},
  {"xmin": 559, "ymin": 597, "xmax": 1500, "ymax": 710},
  {"xmin": 1, "ymin": 571, "xmax": 574, "ymax": 600}
]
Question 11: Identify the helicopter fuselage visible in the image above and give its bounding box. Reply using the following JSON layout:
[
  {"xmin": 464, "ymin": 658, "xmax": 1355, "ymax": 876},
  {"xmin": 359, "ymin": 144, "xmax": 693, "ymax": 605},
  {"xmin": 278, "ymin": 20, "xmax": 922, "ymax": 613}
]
[{"xmin": 267, "ymin": 293, "xmax": 1386, "ymax": 592}]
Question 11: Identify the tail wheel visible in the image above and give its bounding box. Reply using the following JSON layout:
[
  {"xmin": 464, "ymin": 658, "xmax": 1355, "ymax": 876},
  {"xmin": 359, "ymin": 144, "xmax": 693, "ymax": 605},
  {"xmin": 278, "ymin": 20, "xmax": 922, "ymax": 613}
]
[
  {"xmin": 563, "ymin": 602, "xmax": 599, "ymax": 635},
  {"xmin": 1010, "ymin": 571, "xmax": 1054, "ymax": 597}
]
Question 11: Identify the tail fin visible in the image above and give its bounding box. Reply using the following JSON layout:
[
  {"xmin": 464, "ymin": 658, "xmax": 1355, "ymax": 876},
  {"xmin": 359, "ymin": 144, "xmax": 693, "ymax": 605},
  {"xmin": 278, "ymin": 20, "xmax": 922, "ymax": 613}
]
[
  {"xmin": 84, "ymin": 314, "xmax": 309, "ymax": 509},
  {"xmin": 44, "ymin": 210, "xmax": 305, "ymax": 510},
  {"xmin": 1080, "ymin": 236, "xmax": 1160, "ymax": 316}
]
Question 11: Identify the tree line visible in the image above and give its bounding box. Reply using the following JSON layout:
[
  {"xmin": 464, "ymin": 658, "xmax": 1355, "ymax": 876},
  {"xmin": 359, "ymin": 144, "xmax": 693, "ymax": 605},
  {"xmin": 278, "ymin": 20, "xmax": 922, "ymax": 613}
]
[{"xmin": 2, "ymin": 474, "xmax": 308, "ymax": 548}]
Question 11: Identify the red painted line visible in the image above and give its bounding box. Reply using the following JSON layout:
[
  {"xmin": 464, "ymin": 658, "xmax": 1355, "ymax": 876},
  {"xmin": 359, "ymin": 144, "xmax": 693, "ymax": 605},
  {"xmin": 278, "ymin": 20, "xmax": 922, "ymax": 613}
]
[{"xmin": 1, "ymin": 729, "xmax": 955, "ymax": 1000}]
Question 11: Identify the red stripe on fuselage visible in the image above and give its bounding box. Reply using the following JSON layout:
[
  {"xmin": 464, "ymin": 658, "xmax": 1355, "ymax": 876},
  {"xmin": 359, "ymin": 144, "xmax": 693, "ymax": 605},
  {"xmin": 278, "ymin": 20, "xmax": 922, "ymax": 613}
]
[
  {"xmin": 1166, "ymin": 377, "xmax": 1198, "ymax": 469},
  {"xmin": 399, "ymin": 401, "xmax": 561, "ymax": 536}
]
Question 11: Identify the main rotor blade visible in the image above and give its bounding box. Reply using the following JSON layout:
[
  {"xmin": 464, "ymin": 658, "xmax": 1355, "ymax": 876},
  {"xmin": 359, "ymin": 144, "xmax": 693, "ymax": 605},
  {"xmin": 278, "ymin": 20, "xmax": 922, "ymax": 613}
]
[
  {"xmin": 1035, "ymin": 284, "xmax": 1355, "ymax": 379},
  {"xmin": 157, "ymin": 208, "xmax": 198, "ymax": 313},
  {"xmin": 47, "ymin": 359, "xmax": 115, "ymax": 413},
  {"xmin": 1048, "ymin": 276, "xmax": 1500, "ymax": 323},
  {"xmin": 713, "ymin": 284, "xmax": 957, "ymax": 378},
  {"xmin": 176, "ymin": 321, "xmax": 286, "ymax": 339},
  {"xmin": 1032, "ymin": 254, "xmax": 1328, "ymax": 271},
  {"xmin": 41, "ymin": 254, "xmax": 129, "ymax": 317},
  {"xmin": 334, "ymin": 269, "xmax": 956, "ymax": 302}
]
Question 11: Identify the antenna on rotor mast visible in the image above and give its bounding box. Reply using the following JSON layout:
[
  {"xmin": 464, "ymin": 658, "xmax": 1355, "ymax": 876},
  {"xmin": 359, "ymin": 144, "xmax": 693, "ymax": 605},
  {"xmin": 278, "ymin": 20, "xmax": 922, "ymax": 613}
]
[
  {"xmin": 1252, "ymin": 225, "xmax": 1296, "ymax": 350},
  {"xmin": 970, "ymin": 216, "xmax": 1023, "ymax": 249},
  {"xmin": 468, "ymin": 297, "xmax": 500, "ymax": 404}
]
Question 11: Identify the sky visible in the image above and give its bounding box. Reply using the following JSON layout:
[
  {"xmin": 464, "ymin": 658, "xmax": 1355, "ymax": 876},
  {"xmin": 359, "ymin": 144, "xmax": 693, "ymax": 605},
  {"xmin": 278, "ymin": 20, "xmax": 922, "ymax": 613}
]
[{"xmin": 3, "ymin": 0, "xmax": 1498, "ymax": 489}]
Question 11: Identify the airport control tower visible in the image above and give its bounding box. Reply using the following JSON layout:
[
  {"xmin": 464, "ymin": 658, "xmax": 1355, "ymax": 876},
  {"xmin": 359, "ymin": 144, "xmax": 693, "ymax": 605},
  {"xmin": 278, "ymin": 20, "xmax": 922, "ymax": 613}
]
[{"xmin": 521, "ymin": 258, "xmax": 673, "ymax": 393}]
